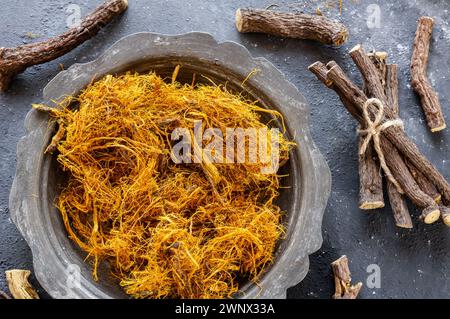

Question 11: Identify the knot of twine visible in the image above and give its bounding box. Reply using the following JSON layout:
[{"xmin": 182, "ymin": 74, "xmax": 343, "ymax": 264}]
[{"xmin": 358, "ymin": 98, "xmax": 404, "ymax": 194}]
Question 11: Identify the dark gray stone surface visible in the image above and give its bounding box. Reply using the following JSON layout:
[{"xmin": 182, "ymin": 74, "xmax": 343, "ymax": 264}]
[{"xmin": 0, "ymin": 0, "xmax": 449, "ymax": 299}]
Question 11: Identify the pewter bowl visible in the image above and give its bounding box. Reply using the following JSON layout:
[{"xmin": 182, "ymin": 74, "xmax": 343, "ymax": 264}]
[{"xmin": 9, "ymin": 32, "xmax": 331, "ymax": 299}]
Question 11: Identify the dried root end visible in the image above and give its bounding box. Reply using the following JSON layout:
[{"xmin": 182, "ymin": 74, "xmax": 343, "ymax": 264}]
[
  {"xmin": 430, "ymin": 123, "xmax": 447, "ymax": 132},
  {"xmin": 331, "ymin": 255, "xmax": 362, "ymax": 299},
  {"xmin": 5, "ymin": 269, "xmax": 39, "ymax": 299},
  {"xmin": 349, "ymin": 43, "xmax": 362, "ymax": 54},
  {"xmin": 235, "ymin": 9, "xmax": 244, "ymax": 32},
  {"xmin": 421, "ymin": 207, "xmax": 440, "ymax": 224},
  {"xmin": 395, "ymin": 221, "xmax": 414, "ymax": 229},
  {"xmin": 340, "ymin": 282, "xmax": 363, "ymax": 299},
  {"xmin": 419, "ymin": 16, "xmax": 434, "ymax": 25},
  {"xmin": 308, "ymin": 61, "xmax": 333, "ymax": 87},
  {"xmin": 333, "ymin": 30, "xmax": 349, "ymax": 46},
  {"xmin": 359, "ymin": 201, "xmax": 385, "ymax": 210}
]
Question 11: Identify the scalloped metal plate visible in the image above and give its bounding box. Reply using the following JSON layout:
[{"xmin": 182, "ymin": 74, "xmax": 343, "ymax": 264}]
[{"xmin": 9, "ymin": 32, "xmax": 331, "ymax": 299}]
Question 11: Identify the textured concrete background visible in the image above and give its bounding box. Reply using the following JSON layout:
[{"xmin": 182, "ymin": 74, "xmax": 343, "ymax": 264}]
[{"xmin": 0, "ymin": 0, "xmax": 449, "ymax": 299}]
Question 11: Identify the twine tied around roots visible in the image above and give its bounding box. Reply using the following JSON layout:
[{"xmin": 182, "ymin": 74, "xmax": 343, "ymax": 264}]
[{"xmin": 358, "ymin": 98, "xmax": 404, "ymax": 194}]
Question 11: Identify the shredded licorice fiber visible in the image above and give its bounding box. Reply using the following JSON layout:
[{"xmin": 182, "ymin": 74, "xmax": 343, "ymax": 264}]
[{"xmin": 37, "ymin": 70, "xmax": 293, "ymax": 298}]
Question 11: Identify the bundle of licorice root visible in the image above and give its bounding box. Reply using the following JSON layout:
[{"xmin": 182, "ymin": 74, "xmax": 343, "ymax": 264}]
[{"xmin": 309, "ymin": 44, "xmax": 450, "ymax": 229}]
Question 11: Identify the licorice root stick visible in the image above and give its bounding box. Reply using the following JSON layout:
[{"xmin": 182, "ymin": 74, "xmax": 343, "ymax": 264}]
[
  {"xmin": 309, "ymin": 61, "xmax": 384, "ymax": 210},
  {"xmin": 331, "ymin": 255, "xmax": 362, "ymax": 299},
  {"xmin": 235, "ymin": 8, "xmax": 348, "ymax": 46},
  {"xmin": 0, "ymin": 0, "xmax": 128, "ymax": 91},
  {"xmin": 366, "ymin": 52, "xmax": 413, "ymax": 228},
  {"xmin": 411, "ymin": 16, "xmax": 446, "ymax": 132}
]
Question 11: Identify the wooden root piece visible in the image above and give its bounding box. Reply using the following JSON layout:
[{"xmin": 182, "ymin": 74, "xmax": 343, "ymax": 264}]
[
  {"xmin": 358, "ymin": 52, "xmax": 388, "ymax": 210},
  {"xmin": 380, "ymin": 135, "xmax": 440, "ymax": 224},
  {"xmin": 366, "ymin": 51, "xmax": 388, "ymax": 102},
  {"xmin": 309, "ymin": 61, "xmax": 384, "ymax": 210},
  {"xmin": 354, "ymin": 48, "xmax": 404, "ymax": 205},
  {"xmin": 5, "ymin": 270, "xmax": 39, "ymax": 299},
  {"xmin": 235, "ymin": 8, "xmax": 348, "ymax": 45},
  {"xmin": 383, "ymin": 126, "xmax": 450, "ymax": 204},
  {"xmin": 383, "ymin": 62, "xmax": 413, "ymax": 228},
  {"xmin": 309, "ymin": 61, "xmax": 332, "ymax": 87},
  {"xmin": 349, "ymin": 45, "xmax": 388, "ymax": 107},
  {"xmin": 367, "ymin": 52, "xmax": 412, "ymax": 227},
  {"xmin": 411, "ymin": 17, "xmax": 446, "ymax": 132},
  {"xmin": 0, "ymin": 0, "xmax": 128, "ymax": 91},
  {"xmin": 387, "ymin": 181, "xmax": 413, "ymax": 228},
  {"xmin": 331, "ymin": 255, "xmax": 362, "ymax": 299},
  {"xmin": 309, "ymin": 61, "xmax": 360, "ymax": 120},
  {"xmin": 406, "ymin": 160, "xmax": 441, "ymax": 203},
  {"xmin": 309, "ymin": 62, "xmax": 384, "ymax": 209},
  {"xmin": 358, "ymin": 138, "xmax": 384, "ymax": 209},
  {"xmin": 385, "ymin": 64, "xmax": 399, "ymax": 116}
]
